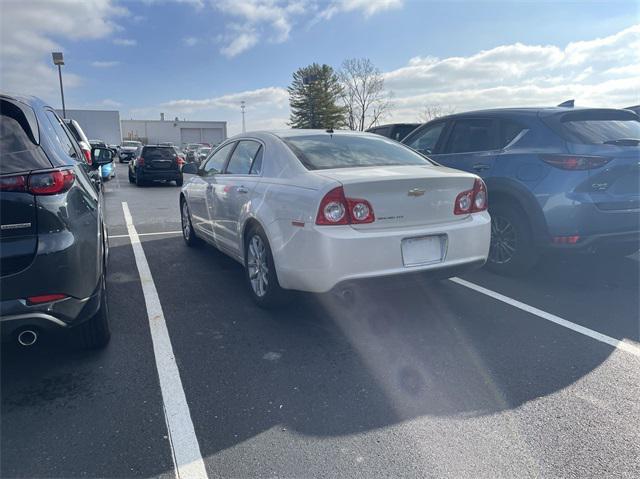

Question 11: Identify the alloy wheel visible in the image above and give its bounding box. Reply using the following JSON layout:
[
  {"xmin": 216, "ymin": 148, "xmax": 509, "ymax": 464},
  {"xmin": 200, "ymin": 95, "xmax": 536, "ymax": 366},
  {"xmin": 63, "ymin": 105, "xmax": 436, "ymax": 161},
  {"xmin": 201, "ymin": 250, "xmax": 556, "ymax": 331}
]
[
  {"xmin": 247, "ymin": 235, "xmax": 269, "ymax": 297},
  {"xmin": 489, "ymin": 215, "xmax": 517, "ymax": 264},
  {"xmin": 181, "ymin": 202, "xmax": 191, "ymax": 241}
]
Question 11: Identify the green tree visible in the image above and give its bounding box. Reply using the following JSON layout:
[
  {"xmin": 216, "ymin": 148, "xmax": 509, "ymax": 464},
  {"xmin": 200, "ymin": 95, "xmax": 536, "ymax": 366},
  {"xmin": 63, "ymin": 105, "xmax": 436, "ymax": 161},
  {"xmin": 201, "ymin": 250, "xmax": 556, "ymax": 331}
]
[{"xmin": 288, "ymin": 63, "xmax": 346, "ymax": 129}]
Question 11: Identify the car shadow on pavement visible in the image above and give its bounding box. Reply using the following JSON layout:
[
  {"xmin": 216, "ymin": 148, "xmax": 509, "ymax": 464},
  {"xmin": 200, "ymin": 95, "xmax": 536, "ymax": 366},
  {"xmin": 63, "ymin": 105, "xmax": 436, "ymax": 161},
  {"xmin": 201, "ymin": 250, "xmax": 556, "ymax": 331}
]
[{"xmin": 144, "ymin": 237, "xmax": 621, "ymax": 459}]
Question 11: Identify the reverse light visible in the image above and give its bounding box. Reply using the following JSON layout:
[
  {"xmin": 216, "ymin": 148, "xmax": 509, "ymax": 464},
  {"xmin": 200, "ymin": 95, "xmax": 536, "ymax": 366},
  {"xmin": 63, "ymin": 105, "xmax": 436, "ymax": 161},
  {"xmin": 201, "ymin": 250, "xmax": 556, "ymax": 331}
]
[
  {"xmin": 454, "ymin": 179, "xmax": 487, "ymax": 215},
  {"xmin": 316, "ymin": 187, "xmax": 375, "ymax": 225},
  {"xmin": 26, "ymin": 294, "xmax": 68, "ymax": 305},
  {"xmin": 541, "ymin": 154, "xmax": 611, "ymax": 170}
]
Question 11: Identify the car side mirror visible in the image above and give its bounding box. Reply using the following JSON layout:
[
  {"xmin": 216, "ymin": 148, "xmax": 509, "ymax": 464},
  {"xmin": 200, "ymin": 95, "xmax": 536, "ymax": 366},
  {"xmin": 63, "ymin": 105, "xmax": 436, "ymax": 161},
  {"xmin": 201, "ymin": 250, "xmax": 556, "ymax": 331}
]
[
  {"xmin": 182, "ymin": 162, "xmax": 198, "ymax": 175},
  {"xmin": 91, "ymin": 147, "xmax": 115, "ymax": 167}
]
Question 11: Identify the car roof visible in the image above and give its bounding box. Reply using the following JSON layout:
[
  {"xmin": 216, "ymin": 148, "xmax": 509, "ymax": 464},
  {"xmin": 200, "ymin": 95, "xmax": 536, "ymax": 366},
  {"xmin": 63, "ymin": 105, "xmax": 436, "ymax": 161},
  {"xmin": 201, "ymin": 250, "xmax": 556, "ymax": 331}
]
[
  {"xmin": 0, "ymin": 92, "xmax": 49, "ymax": 110},
  {"xmin": 243, "ymin": 129, "xmax": 379, "ymax": 140},
  {"xmin": 431, "ymin": 105, "xmax": 634, "ymax": 121},
  {"xmin": 369, "ymin": 123, "xmax": 420, "ymax": 128}
]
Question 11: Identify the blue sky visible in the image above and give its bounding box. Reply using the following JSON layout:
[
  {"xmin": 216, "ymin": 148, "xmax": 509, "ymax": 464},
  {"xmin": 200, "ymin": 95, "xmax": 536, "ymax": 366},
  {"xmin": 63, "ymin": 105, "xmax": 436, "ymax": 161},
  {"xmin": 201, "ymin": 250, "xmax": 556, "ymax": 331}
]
[{"xmin": 1, "ymin": 0, "xmax": 639, "ymax": 135}]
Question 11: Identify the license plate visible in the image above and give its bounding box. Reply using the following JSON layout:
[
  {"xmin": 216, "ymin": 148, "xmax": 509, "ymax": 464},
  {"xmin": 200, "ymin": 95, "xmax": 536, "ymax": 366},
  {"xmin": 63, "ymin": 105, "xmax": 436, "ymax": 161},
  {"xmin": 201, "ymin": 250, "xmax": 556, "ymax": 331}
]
[{"xmin": 401, "ymin": 235, "xmax": 446, "ymax": 267}]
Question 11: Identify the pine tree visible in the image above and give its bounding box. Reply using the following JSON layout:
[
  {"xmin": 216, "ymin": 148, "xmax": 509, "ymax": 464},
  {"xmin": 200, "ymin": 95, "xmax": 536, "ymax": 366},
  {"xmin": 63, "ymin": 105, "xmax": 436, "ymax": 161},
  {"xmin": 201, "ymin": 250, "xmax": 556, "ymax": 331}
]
[{"xmin": 288, "ymin": 63, "xmax": 346, "ymax": 129}]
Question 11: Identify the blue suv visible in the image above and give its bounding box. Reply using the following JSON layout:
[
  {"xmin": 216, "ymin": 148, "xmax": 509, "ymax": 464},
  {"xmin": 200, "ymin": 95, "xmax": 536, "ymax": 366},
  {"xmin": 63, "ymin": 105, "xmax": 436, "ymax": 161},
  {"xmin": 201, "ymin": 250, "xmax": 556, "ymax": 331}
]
[{"xmin": 402, "ymin": 104, "xmax": 640, "ymax": 274}]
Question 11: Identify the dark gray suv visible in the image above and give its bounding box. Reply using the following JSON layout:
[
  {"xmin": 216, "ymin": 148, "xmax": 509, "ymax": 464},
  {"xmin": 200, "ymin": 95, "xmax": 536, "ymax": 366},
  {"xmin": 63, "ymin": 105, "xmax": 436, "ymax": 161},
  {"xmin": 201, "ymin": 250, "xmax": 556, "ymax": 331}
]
[{"xmin": 0, "ymin": 93, "xmax": 114, "ymax": 348}]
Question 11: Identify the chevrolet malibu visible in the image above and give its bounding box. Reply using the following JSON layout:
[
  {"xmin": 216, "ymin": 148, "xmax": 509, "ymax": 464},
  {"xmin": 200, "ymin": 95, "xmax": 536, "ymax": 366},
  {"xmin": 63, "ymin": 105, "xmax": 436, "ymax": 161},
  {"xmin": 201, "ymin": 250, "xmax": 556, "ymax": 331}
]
[{"xmin": 180, "ymin": 130, "xmax": 491, "ymax": 307}]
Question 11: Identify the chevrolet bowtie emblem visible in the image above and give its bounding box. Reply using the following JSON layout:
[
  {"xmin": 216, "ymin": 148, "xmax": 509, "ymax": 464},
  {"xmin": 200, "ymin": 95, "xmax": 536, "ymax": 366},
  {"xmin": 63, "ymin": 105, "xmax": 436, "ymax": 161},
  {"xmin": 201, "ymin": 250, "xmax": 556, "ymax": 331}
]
[{"xmin": 408, "ymin": 188, "xmax": 425, "ymax": 197}]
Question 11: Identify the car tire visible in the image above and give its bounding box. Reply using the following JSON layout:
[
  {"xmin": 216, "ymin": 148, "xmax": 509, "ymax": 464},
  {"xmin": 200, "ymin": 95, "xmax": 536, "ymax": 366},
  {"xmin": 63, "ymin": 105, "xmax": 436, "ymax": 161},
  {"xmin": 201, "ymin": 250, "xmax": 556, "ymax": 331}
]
[
  {"xmin": 486, "ymin": 202, "xmax": 539, "ymax": 275},
  {"xmin": 128, "ymin": 171, "xmax": 134, "ymax": 183},
  {"xmin": 76, "ymin": 275, "xmax": 111, "ymax": 349},
  {"xmin": 181, "ymin": 199, "xmax": 201, "ymax": 247},
  {"xmin": 244, "ymin": 225, "xmax": 288, "ymax": 308},
  {"xmin": 136, "ymin": 174, "xmax": 145, "ymax": 187},
  {"xmin": 176, "ymin": 176, "xmax": 184, "ymax": 187}
]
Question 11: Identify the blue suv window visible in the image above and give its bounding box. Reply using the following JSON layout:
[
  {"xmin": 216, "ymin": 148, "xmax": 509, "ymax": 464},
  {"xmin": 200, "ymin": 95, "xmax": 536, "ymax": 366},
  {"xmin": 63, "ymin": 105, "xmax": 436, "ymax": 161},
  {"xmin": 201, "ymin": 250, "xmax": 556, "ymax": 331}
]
[{"xmin": 445, "ymin": 119, "xmax": 499, "ymax": 154}]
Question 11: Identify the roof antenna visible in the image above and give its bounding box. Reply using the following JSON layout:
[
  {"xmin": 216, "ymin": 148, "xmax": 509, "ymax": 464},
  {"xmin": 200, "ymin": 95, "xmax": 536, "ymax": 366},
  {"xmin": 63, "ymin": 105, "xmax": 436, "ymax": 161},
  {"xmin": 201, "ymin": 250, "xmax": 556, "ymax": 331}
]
[{"xmin": 557, "ymin": 99, "xmax": 574, "ymax": 108}]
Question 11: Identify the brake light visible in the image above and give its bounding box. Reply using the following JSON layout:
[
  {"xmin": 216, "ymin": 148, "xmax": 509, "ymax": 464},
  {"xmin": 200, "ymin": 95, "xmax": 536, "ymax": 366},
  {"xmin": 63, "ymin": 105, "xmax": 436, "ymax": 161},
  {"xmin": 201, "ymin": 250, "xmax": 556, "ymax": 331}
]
[
  {"xmin": 0, "ymin": 170, "xmax": 75, "ymax": 195},
  {"xmin": 26, "ymin": 293, "xmax": 67, "ymax": 305},
  {"xmin": 553, "ymin": 235, "xmax": 580, "ymax": 244},
  {"xmin": 177, "ymin": 155, "xmax": 185, "ymax": 166},
  {"xmin": 316, "ymin": 187, "xmax": 375, "ymax": 225},
  {"xmin": 541, "ymin": 154, "xmax": 611, "ymax": 170},
  {"xmin": 83, "ymin": 148, "xmax": 92, "ymax": 165},
  {"xmin": 454, "ymin": 179, "xmax": 488, "ymax": 215},
  {"xmin": 137, "ymin": 156, "xmax": 145, "ymax": 166}
]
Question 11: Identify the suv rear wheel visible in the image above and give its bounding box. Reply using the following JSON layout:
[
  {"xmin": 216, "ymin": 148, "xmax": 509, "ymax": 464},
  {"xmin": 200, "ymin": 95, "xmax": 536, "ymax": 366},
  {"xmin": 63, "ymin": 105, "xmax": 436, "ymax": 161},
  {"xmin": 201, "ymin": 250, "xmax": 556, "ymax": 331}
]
[{"xmin": 486, "ymin": 202, "xmax": 539, "ymax": 275}]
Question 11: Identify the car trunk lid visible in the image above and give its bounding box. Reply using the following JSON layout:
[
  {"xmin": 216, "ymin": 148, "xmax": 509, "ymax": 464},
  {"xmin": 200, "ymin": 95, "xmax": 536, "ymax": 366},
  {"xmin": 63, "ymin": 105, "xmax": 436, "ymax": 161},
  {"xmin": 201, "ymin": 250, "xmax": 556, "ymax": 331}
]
[{"xmin": 314, "ymin": 165, "xmax": 477, "ymax": 230}]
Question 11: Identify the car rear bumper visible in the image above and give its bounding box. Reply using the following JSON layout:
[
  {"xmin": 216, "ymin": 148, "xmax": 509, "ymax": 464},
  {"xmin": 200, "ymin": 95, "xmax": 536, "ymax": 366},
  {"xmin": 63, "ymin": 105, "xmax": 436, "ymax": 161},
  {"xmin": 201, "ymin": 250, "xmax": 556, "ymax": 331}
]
[
  {"xmin": 138, "ymin": 168, "xmax": 182, "ymax": 181},
  {"xmin": 272, "ymin": 212, "xmax": 491, "ymax": 293},
  {"xmin": 0, "ymin": 285, "xmax": 101, "ymax": 341}
]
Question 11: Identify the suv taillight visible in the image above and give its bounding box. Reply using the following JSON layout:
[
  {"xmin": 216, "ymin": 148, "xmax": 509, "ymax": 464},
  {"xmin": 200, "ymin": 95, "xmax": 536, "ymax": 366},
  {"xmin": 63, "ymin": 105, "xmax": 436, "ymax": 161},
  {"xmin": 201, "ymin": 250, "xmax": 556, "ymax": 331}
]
[
  {"xmin": 454, "ymin": 178, "xmax": 488, "ymax": 215},
  {"xmin": 0, "ymin": 169, "xmax": 75, "ymax": 195},
  {"xmin": 316, "ymin": 187, "xmax": 375, "ymax": 225},
  {"xmin": 541, "ymin": 154, "xmax": 611, "ymax": 170},
  {"xmin": 137, "ymin": 156, "xmax": 145, "ymax": 166}
]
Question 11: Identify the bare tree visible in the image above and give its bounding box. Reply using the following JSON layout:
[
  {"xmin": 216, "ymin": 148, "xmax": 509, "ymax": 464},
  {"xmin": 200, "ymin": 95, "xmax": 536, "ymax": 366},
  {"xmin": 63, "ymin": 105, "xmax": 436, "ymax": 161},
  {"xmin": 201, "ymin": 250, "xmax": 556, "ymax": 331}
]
[
  {"xmin": 339, "ymin": 58, "xmax": 391, "ymax": 131},
  {"xmin": 418, "ymin": 104, "xmax": 456, "ymax": 123}
]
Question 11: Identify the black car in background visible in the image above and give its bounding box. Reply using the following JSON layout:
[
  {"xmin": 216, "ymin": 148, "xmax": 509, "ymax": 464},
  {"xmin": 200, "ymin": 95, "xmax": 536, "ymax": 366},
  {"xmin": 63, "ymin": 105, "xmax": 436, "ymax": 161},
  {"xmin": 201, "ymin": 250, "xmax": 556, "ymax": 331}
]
[
  {"xmin": 366, "ymin": 123, "xmax": 420, "ymax": 142},
  {"xmin": 0, "ymin": 93, "xmax": 114, "ymax": 348},
  {"xmin": 128, "ymin": 144, "xmax": 184, "ymax": 186}
]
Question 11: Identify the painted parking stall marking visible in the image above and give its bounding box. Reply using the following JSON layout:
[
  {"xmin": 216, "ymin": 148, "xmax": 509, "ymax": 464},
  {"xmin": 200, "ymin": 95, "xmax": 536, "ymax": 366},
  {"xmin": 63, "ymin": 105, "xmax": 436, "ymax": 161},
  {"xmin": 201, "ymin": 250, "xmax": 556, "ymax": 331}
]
[
  {"xmin": 450, "ymin": 277, "xmax": 640, "ymax": 357},
  {"xmin": 122, "ymin": 202, "xmax": 208, "ymax": 479},
  {"xmin": 109, "ymin": 230, "xmax": 182, "ymax": 239}
]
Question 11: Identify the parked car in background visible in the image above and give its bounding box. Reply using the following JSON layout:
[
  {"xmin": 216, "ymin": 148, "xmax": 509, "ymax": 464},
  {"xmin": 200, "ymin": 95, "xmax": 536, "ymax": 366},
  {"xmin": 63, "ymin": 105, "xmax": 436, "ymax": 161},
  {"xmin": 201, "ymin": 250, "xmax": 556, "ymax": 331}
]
[
  {"xmin": 1, "ymin": 93, "xmax": 113, "ymax": 348},
  {"xmin": 119, "ymin": 140, "xmax": 142, "ymax": 163},
  {"xmin": 180, "ymin": 130, "xmax": 490, "ymax": 307},
  {"xmin": 128, "ymin": 144, "xmax": 184, "ymax": 186},
  {"xmin": 402, "ymin": 103, "xmax": 640, "ymax": 274},
  {"xmin": 367, "ymin": 123, "xmax": 420, "ymax": 142},
  {"xmin": 194, "ymin": 146, "xmax": 212, "ymax": 164},
  {"xmin": 185, "ymin": 143, "xmax": 211, "ymax": 162},
  {"xmin": 63, "ymin": 118, "xmax": 93, "ymax": 165}
]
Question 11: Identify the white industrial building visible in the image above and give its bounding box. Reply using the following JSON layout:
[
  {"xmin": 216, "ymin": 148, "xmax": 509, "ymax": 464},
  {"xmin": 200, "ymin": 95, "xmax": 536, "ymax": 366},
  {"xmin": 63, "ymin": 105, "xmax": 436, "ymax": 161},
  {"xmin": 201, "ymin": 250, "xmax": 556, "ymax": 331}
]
[
  {"xmin": 57, "ymin": 109, "xmax": 122, "ymax": 145},
  {"xmin": 121, "ymin": 115, "xmax": 227, "ymax": 146}
]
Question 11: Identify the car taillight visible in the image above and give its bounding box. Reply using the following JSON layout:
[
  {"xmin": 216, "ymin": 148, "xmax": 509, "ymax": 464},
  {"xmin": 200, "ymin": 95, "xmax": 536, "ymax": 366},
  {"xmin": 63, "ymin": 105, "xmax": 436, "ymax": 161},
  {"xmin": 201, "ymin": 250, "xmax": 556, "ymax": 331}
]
[
  {"xmin": 454, "ymin": 178, "xmax": 488, "ymax": 215},
  {"xmin": 177, "ymin": 156, "xmax": 185, "ymax": 166},
  {"xmin": 0, "ymin": 169, "xmax": 75, "ymax": 195},
  {"xmin": 137, "ymin": 156, "xmax": 145, "ymax": 166},
  {"xmin": 83, "ymin": 148, "xmax": 92, "ymax": 165},
  {"xmin": 316, "ymin": 186, "xmax": 375, "ymax": 225},
  {"xmin": 541, "ymin": 154, "xmax": 611, "ymax": 170},
  {"xmin": 26, "ymin": 294, "xmax": 67, "ymax": 305}
]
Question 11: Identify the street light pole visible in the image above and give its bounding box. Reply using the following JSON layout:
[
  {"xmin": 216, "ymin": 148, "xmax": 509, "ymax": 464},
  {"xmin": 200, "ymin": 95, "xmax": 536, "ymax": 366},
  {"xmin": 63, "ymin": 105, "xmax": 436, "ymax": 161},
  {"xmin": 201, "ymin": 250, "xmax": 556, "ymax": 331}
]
[
  {"xmin": 52, "ymin": 52, "xmax": 66, "ymax": 117},
  {"xmin": 241, "ymin": 101, "xmax": 246, "ymax": 133}
]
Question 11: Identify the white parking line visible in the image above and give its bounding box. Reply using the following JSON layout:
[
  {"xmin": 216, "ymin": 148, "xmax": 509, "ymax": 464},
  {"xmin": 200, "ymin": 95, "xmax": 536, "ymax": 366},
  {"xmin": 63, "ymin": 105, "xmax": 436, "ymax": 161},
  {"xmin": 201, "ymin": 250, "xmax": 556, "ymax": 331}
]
[
  {"xmin": 450, "ymin": 277, "xmax": 640, "ymax": 358},
  {"xmin": 109, "ymin": 230, "xmax": 182, "ymax": 239},
  {"xmin": 122, "ymin": 202, "xmax": 208, "ymax": 479}
]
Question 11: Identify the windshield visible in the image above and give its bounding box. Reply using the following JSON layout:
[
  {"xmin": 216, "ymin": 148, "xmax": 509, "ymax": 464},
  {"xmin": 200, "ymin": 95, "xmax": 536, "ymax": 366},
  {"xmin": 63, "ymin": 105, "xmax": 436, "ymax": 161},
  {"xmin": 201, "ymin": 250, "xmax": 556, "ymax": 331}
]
[{"xmin": 281, "ymin": 134, "xmax": 431, "ymax": 170}]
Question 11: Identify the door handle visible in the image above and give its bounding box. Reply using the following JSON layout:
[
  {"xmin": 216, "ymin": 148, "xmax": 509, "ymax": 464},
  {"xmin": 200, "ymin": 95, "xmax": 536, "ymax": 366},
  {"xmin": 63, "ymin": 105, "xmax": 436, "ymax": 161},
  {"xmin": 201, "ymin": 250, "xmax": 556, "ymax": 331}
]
[
  {"xmin": 237, "ymin": 186, "xmax": 249, "ymax": 194},
  {"xmin": 472, "ymin": 163, "xmax": 490, "ymax": 171}
]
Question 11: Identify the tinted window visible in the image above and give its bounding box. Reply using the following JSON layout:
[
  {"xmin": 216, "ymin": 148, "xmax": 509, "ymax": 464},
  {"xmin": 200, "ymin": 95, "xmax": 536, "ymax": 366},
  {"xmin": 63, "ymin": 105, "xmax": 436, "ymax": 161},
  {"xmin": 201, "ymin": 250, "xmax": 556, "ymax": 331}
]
[
  {"xmin": 225, "ymin": 140, "xmax": 261, "ymax": 175},
  {"xmin": 370, "ymin": 127, "xmax": 391, "ymax": 138},
  {"xmin": 203, "ymin": 142, "xmax": 235, "ymax": 175},
  {"xmin": 143, "ymin": 146, "xmax": 176, "ymax": 159},
  {"xmin": 404, "ymin": 122, "xmax": 445, "ymax": 154},
  {"xmin": 552, "ymin": 110, "xmax": 640, "ymax": 145},
  {"xmin": 282, "ymin": 134, "xmax": 430, "ymax": 170},
  {"xmin": 392, "ymin": 125, "xmax": 419, "ymax": 141},
  {"xmin": 250, "ymin": 147, "xmax": 263, "ymax": 175},
  {"xmin": 0, "ymin": 101, "xmax": 50, "ymax": 174},
  {"xmin": 43, "ymin": 110, "xmax": 78, "ymax": 159},
  {"xmin": 446, "ymin": 119, "xmax": 498, "ymax": 153},
  {"xmin": 501, "ymin": 120, "xmax": 526, "ymax": 148}
]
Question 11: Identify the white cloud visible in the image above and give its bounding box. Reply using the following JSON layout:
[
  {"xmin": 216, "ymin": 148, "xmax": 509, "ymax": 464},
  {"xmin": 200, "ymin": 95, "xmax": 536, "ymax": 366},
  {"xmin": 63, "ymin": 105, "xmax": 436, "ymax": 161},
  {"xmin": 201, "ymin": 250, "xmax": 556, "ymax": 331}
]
[
  {"xmin": 320, "ymin": 0, "xmax": 403, "ymax": 20},
  {"xmin": 382, "ymin": 24, "xmax": 640, "ymax": 122},
  {"xmin": 183, "ymin": 36, "xmax": 198, "ymax": 47},
  {"xmin": 91, "ymin": 60, "xmax": 120, "ymax": 68},
  {"xmin": 113, "ymin": 38, "xmax": 137, "ymax": 46},
  {"xmin": 218, "ymin": 25, "xmax": 259, "ymax": 57},
  {"xmin": 0, "ymin": 0, "xmax": 127, "ymax": 101},
  {"xmin": 162, "ymin": 86, "xmax": 289, "ymax": 111}
]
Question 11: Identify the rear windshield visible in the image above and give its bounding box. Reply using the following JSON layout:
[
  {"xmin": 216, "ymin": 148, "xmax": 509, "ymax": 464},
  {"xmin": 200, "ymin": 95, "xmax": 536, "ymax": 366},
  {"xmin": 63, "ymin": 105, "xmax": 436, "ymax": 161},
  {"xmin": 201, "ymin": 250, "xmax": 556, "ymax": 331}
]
[
  {"xmin": 123, "ymin": 141, "xmax": 141, "ymax": 147},
  {"xmin": 143, "ymin": 146, "xmax": 176, "ymax": 159},
  {"xmin": 546, "ymin": 110, "xmax": 640, "ymax": 145},
  {"xmin": 281, "ymin": 134, "xmax": 431, "ymax": 170},
  {"xmin": 0, "ymin": 100, "xmax": 50, "ymax": 174}
]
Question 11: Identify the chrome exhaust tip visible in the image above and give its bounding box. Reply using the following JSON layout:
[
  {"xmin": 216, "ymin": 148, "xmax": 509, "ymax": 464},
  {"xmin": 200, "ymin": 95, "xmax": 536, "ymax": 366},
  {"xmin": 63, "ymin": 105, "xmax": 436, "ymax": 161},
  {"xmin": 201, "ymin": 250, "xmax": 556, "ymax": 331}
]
[{"xmin": 17, "ymin": 329, "xmax": 38, "ymax": 347}]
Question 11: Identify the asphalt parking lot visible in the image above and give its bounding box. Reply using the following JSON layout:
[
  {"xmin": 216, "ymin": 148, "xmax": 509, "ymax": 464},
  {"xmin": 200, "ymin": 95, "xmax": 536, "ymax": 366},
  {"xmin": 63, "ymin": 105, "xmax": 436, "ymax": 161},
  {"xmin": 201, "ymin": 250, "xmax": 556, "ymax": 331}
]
[{"xmin": 2, "ymin": 161, "xmax": 639, "ymax": 478}]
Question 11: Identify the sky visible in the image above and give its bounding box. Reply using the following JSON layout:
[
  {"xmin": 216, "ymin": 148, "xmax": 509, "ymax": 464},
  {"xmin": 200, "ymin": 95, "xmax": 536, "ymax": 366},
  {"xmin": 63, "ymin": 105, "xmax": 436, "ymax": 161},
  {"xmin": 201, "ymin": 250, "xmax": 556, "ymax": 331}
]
[{"xmin": 1, "ymin": 0, "xmax": 639, "ymax": 135}]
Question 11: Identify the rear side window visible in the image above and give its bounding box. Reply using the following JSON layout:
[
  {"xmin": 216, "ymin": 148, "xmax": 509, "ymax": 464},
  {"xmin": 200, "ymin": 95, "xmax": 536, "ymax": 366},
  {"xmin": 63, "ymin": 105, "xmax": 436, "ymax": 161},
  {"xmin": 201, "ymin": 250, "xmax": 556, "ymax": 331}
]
[
  {"xmin": 392, "ymin": 125, "xmax": 418, "ymax": 141},
  {"xmin": 547, "ymin": 110, "xmax": 640, "ymax": 145},
  {"xmin": 282, "ymin": 134, "xmax": 430, "ymax": 170},
  {"xmin": 404, "ymin": 122, "xmax": 445, "ymax": 155},
  {"xmin": 500, "ymin": 120, "xmax": 526, "ymax": 148},
  {"xmin": 203, "ymin": 142, "xmax": 235, "ymax": 176},
  {"xmin": 0, "ymin": 100, "xmax": 50, "ymax": 174},
  {"xmin": 225, "ymin": 140, "xmax": 261, "ymax": 175},
  {"xmin": 143, "ymin": 147, "xmax": 176, "ymax": 159},
  {"xmin": 43, "ymin": 110, "xmax": 78, "ymax": 160},
  {"xmin": 445, "ymin": 118, "xmax": 498, "ymax": 153}
]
